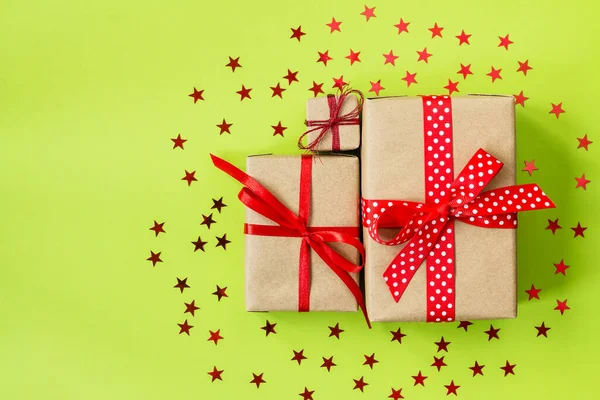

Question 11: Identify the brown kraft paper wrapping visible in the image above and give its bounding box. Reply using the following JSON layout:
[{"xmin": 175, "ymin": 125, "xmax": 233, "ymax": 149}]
[
  {"xmin": 306, "ymin": 95, "xmax": 360, "ymax": 151},
  {"xmin": 245, "ymin": 154, "xmax": 360, "ymax": 312},
  {"xmin": 361, "ymin": 95, "xmax": 517, "ymax": 322}
]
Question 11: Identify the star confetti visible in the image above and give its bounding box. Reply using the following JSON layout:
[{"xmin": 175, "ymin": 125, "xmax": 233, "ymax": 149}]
[
  {"xmin": 575, "ymin": 173, "xmax": 591, "ymax": 190},
  {"xmin": 208, "ymin": 329, "xmax": 223, "ymax": 345},
  {"xmin": 435, "ymin": 337, "xmax": 451, "ymax": 352},
  {"xmin": 555, "ymin": 299, "xmax": 570, "ymax": 315},
  {"xmin": 535, "ymin": 322, "xmax": 551, "ymax": 337},
  {"xmin": 201, "ymin": 213, "xmax": 216, "ymax": 229},
  {"xmin": 208, "ymin": 366, "xmax": 223, "ymax": 382},
  {"xmin": 445, "ymin": 380, "xmax": 460, "ymax": 395},
  {"xmin": 261, "ymin": 320, "xmax": 277, "ymax": 336},
  {"xmin": 457, "ymin": 63, "xmax": 473, "ymax": 79},
  {"xmin": 225, "ymin": 56, "xmax": 241, "ymax": 72},
  {"xmin": 211, "ymin": 197, "xmax": 227, "ymax": 213},
  {"xmin": 216, "ymin": 119, "xmax": 233, "ymax": 135},
  {"xmin": 416, "ymin": 47, "xmax": 432, "ymax": 63},
  {"xmin": 577, "ymin": 134, "xmax": 593, "ymax": 150},
  {"xmin": 326, "ymin": 17, "xmax": 342, "ymax": 33},
  {"xmin": 188, "ymin": 87, "xmax": 204, "ymax": 103},
  {"xmin": 522, "ymin": 160, "xmax": 538, "ymax": 176},
  {"xmin": 290, "ymin": 26, "xmax": 306, "ymax": 41},
  {"xmin": 444, "ymin": 79, "xmax": 460, "ymax": 95},
  {"xmin": 178, "ymin": 319, "xmax": 193, "ymax": 335},
  {"xmin": 394, "ymin": 18, "xmax": 410, "ymax": 34},
  {"xmin": 525, "ymin": 284, "xmax": 542, "ymax": 300},
  {"xmin": 553, "ymin": 259, "xmax": 570, "ymax": 275},
  {"xmin": 215, "ymin": 234, "xmax": 230, "ymax": 249},
  {"xmin": 171, "ymin": 134, "xmax": 186, "ymax": 149},
  {"xmin": 361, "ymin": 5, "xmax": 376, "ymax": 21},
  {"xmin": 484, "ymin": 325, "xmax": 501, "ymax": 340},
  {"xmin": 498, "ymin": 34, "xmax": 514, "ymax": 50},
  {"xmin": 431, "ymin": 356, "xmax": 447, "ymax": 371},
  {"xmin": 390, "ymin": 327, "xmax": 406, "ymax": 343},
  {"xmin": 283, "ymin": 69, "xmax": 299, "ymax": 85},
  {"xmin": 332, "ymin": 75, "xmax": 348, "ymax": 90},
  {"xmin": 456, "ymin": 29, "xmax": 472, "ymax": 45},
  {"xmin": 514, "ymin": 90, "xmax": 529, "ymax": 107},
  {"xmin": 250, "ymin": 373, "xmax": 266, "ymax": 388},
  {"xmin": 429, "ymin": 22, "xmax": 443, "ymax": 38},
  {"xmin": 388, "ymin": 388, "xmax": 404, "ymax": 399},
  {"xmin": 272, "ymin": 121, "xmax": 287, "ymax": 137},
  {"xmin": 457, "ymin": 321, "xmax": 473, "ymax": 331},
  {"xmin": 353, "ymin": 376, "xmax": 368, "ymax": 392},
  {"xmin": 174, "ymin": 277, "xmax": 190, "ymax": 293},
  {"xmin": 412, "ymin": 371, "xmax": 427, "ymax": 386},
  {"xmin": 549, "ymin": 102, "xmax": 565, "ymax": 118},
  {"xmin": 329, "ymin": 323, "xmax": 344, "ymax": 339},
  {"xmin": 383, "ymin": 50, "xmax": 399, "ymax": 65},
  {"xmin": 487, "ymin": 66, "xmax": 502, "ymax": 82},
  {"xmin": 192, "ymin": 236, "xmax": 207, "ymax": 252},
  {"xmin": 571, "ymin": 222, "xmax": 587, "ymax": 238},
  {"xmin": 182, "ymin": 170, "xmax": 197, "ymax": 185},
  {"xmin": 147, "ymin": 251, "xmax": 162, "ymax": 266},
  {"xmin": 363, "ymin": 353, "xmax": 379, "ymax": 369},
  {"xmin": 299, "ymin": 387, "xmax": 315, "ymax": 400},
  {"xmin": 317, "ymin": 50, "xmax": 332, "ymax": 66},
  {"xmin": 149, "ymin": 221, "xmax": 165, "ymax": 236},
  {"xmin": 517, "ymin": 60, "xmax": 533, "ymax": 75},
  {"xmin": 469, "ymin": 361, "xmax": 485, "ymax": 376},
  {"xmin": 212, "ymin": 285, "xmax": 228, "ymax": 301},
  {"xmin": 402, "ymin": 71, "xmax": 417, "ymax": 87},
  {"xmin": 346, "ymin": 49, "xmax": 361, "ymax": 65},
  {"xmin": 184, "ymin": 300, "xmax": 200, "ymax": 316},
  {"xmin": 500, "ymin": 361, "xmax": 516, "ymax": 376},
  {"xmin": 309, "ymin": 81, "xmax": 324, "ymax": 97},
  {"xmin": 236, "ymin": 85, "xmax": 252, "ymax": 101},
  {"xmin": 291, "ymin": 350, "xmax": 307, "ymax": 365},
  {"xmin": 546, "ymin": 218, "xmax": 562, "ymax": 234},
  {"xmin": 369, "ymin": 80, "xmax": 384, "ymax": 96},
  {"xmin": 321, "ymin": 356, "xmax": 336, "ymax": 371},
  {"xmin": 270, "ymin": 83, "xmax": 285, "ymax": 98}
]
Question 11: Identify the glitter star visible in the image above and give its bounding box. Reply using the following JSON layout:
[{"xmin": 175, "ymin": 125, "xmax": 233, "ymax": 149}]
[
  {"xmin": 225, "ymin": 56, "xmax": 241, "ymax": 72},
  {"xmin": 212, "ymin": 285, "xmax": 228, "ymax": 301},
  {"xmin": 261, "ymin": 320, "xmax": 277, "ymax": 336},
  {"xmin": 412, "ymin": 371, "xmax": 428, "ymax": 386},
  {"xmin": 146, "ymin": 251, "xmax": 162, "ymax": 266},
  {"xmin": 353, "ymin": 376, "xmax": 368, "ymax": 392},
  {"xmin": 522, "ymin": 160, "xmax": 538, "ymax": 176},
  {"xmin": 283, "ymin": 69, "xmax": 299, "ymax": 85},
  {"xmin": 525, "ymin": 284, "xmax": 542, "ymax": 300},
  {"xmin": 321, "ymin": 356, "xmax": 336, "ymax": 371},
  {"xmin": 549, "ymin": 102, "xmax": 565, "ymax": 118},
  {"xmin": 361, "ymin": 5, "xmax": 376, "ymax": 21},
  {"xmin": 484, "ymin": 325, "xmax": 500, "ymax": 340},
  {"xmin": 178, "ymin": 319, "xmax": 193, "ymax": 335},
  {"xmin": 445, "ymin": 380, "xmax": 460, "ymax": 395},
  {"xmin": 444, "ymin": 79, "xmax": 459, "ymax": 95},
  {"xmin": 456, "ymin": 30, "xmax": 471, "ymax": 45},
  {"xmin": 326, "ymin": 17, "xmax": 342, "ymax": 33},
  {"xmin": 329, "ymin": 323, "xmax": 344, "ymax": 339},
  {"xmin": 457, "ymin": 63, "xmax": 473, "ymax": 79},
  {"xmin": 431, "ymin": 356, "xmax": 447, "ymax": 371},
  {"xmin": 211, "ymin": 197, "xmax": 227, "ymax": 213},
  {"xmin": 363, "ymin": 353, "xmax": 379, "ymax": 369},
  {"xmin": 216, "ymin": 119, "xmax": 233, "ymax": 135},
  {"xmin": 500, "ymin": 361, "xmax": 516, "ymax": 376},
  {"xmin": 332, "ymin": 75, "xmax": 348, "ymax": 90},
  {"xmin": 215, "ymin": 234, "xmax": 231, "ymax": 249},
  {"xmin": 308, "ymin": 81, "xmax": 324, "ymax": 97},
  {"xmin": 270, "ymin": 83, "xmax": 286, "ymax": 98},
  {"xmin": 517, "ymin": 60, "xmax": 533, "ymax": 75},
  {"xmin": 554, "ymin": 259, "xmax": 570, "ymax": 275},
  {"xmin": 487, "ymin": 66, "xmax": 502, "ymax": 82},
  {"xmin": 250, "ymin": 373, "xmax": 266, "ymax": 388},
  {"xmin": 402, "ymin": 71, "xmax": 417, "ymax": 87},
  {"xmin": 236, "ymin": 85, "xmax": 252, "ymax": 101},
  {"xmin": 429, "ymin": 22, "xmax": 443, "ymax": 38},
  {"xmin": 149, "ymin": 221, "xmax": 165, "ymax": 236},
  {"xmin": 514, "ymin": 90, "xmax": 529, "ymax": 107},
  {"xmin": 546, "ymin": 218, "xmax": 561, "ymax": 234},
  {"xmin": 188, "ymin": 88, "xmax": 204, "ymax": 103},
  {"xmin": 291, "ymin": 350, "xmax": 307, "ymax": 365},
  {"xmin": 469, "ymin": 361, "xmax": 485, "ymax": 376},
  {"xmin": 299, "ymin": 387, "xmax": 315, "ymax": 400},
  {"xmin": 577, "ymin": 134, "xmax": 593, "ymax": 150},
  {"xmin": 171, "ymin": 134, "xmax": 186, "ymax": 149},
  {"xmin": 416, "ymin": 47, "xmax": 432, "ymax": 63},
  {"xmin": 394, "ymin": 18, "xmax": 410, "ymax": 34},
  {"xmin": 201, "ymin": 213, "xmax": 216, "ymax": 229},
  {"xmin": 457, "ymin": 321, "xmax": 473, "ymax": 331},
  {"xmin": 369, "ymin": 80, "xmax": 384, "ymax": 96},
  {"xmin": 182, "ymin": 170, "xmax": 197, "ymax": 185},
  {"xmin": 535, "ymin": 322, "xmax": 551, "ymax": 337},
  {"xmin": 346, "ymin": 49, "xmax": 361, "ymax": 65},
  {"xmin": 191, "ymin": 236, "xmax": 207, "ymax": 252},
  {"xmin": 390, "ymin": 327, "xmax": 406, "ymax": 343},
  {"xmin": 571, "ymin": 222, "xmax": 587, "ymax": 238},
  {"xmin": 208, "ymin": 329, "xmax": 223, "ymax": 345},
  {"xmin": 498, "ymin": 34, "xmax": 514, "ymax": 50},
  {"xmin": 383, "ymin": 50, "xmax": 399, "ymax": 65},
  {"xmin": 435, "ymin": 337, "xmax": 451, "ymax": 352},
  {"xmin": 317, "ymin": 50, "xmax": 333, "ymax": 66},
  {"xmin": 290, "ymin": 26, "xmax": 306, "ymax": 41},
  {"xmin": 174, "ymin": 277, "xmax": 190, "ymax": 293},
  {"xmin": 184, "ymin": 300, "xmax": 200, "ymax": 316},
  {"xmin": 272, "ymin": 121, "xmax": 287, "ymax": 137},
  {"xmin": 555, "ymin": 299, "xmax": 570, "ymax": 315},
  {"xmin": 208, "ymin": 366, "xmax": 223, "ymax": 382},
  {"xmin": 388, "ymin": 388, "xmax": 404, "ymax": 400},
  {"xmin": 575, "ymin": 173, "xmax": 591, "ymax": 190}
]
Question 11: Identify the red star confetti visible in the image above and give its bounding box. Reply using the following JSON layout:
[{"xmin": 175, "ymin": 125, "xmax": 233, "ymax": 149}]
[
  {"xmin": 498, "ymin": 34, "xmax": 514, "ymax": 50},
  {"xmin": 388, "ymin": 388, "xmax": 404, "ymax": 399},
  {"xmin": 383, "ymin": 50, "xmax": 399, "ymax": 65},
  {"xmin": 212, "ymin": 285, "xmax": 228, "ymax": 301},
  {"xmin": 208, "ymin": 366, "xmax": 223, "ymax": 382},
  {"xmin": 487, "ymin": 66, "xmax": 502, "ymax": 82},
  {"xmin": 535, "ymin": 322, "xmax": 551, "ymax": 337},
  {"xmin": 363, "ymin": 353, "xmax": 379, "ymax": 369},
  {"xmin": 321, "ymin": 356, "xmax": 336, "ymax": 371},
  {"xmin": 445, "ymin": 380, "xmax": 460, "ymax": 395},
  {"xmin": 549, "ymin": 102, "xmax": 565, "ymax": 118},
  {"xmin": 390, "ymin": 327, "xmax": 406, "ymax": 343},
  {"xmin": 555, "ymin": 299, "xmax": 570, "ymax": 315},
  {"xmin": 361, "ymin": 5, "xmax": 376, "ymax": 21},
  {"xmin": 149, "ymin": 221, "xmax": 165, "ymax": 236},
  {"xmin": 225, "ymin": 56, "xmax": 241, "ymax": 72},
  {"xmin": 208, "ymin": 329, "xmax": 223, "ymax": 345},
  {"xmin": 517, "ymin": 60, "xmax": 533, "ymax": 75},
  {"xmin": 402, "ymin": 71, "xmax": 417, "ymax": 87},
  {"xmin": 178, "ymin": 319, "xmax": 193, "ymax": 335},
  {"xmin": 290, "ymin": 26, "xmax": 306, "ymax": 41},
  {"xmin": 431, "ymin": 356, "xmax": 447, "ymax": 371},
  {"xmin": 444, "ymin": 79, "xmax": 460, "ymax": 95},
  {"xmin": 457, "ymin": 321, "xmax": 473, "ymax": 331},
  {"xmin": 514, "ymin": 90, "xmax": 529, "ymax": 107},
  {"xmin": 435, "ymin": 337, "xmax": 451, "ymax": 352},
  {"xmin": 188, "ymin": 87, "xmax": 204, "ymax": 103},
  {"xmin": 215, "ymin": 234, "xmax": 230, "ymax": 249},
  {"xmin": 577, "ymin": 134, "xmax": 593, "ymax": 150},
  {"xmin": 236, "ymin": 85, "xmax": 252, "ymax": 101},
  {"xmin": 353, "ymin": 376, "xmax": 368, "ymax": 392},
  {"xmin": 546, "ymin": 218, "xmax": 562, "ymax": 234},
  {"xmin": 412, "ymin": 371, "xmax": 428, "ymax": 386},
  {"xmin": 250, "ymin": 373, "xmax": 266, "ymax": 388},
  {"xmin": 416, "ymin": 47, "xmax": 432, "ymax": 63},
  {"xmin": 457, "ymin": 63, "xmax": 473, "ymax": 79},
  {"xmin": 283, "ymin": 69, "xmax": 299, "ymax": 85},
  {"xmin": 184, "ymin": 300, "xmax": 200, "ymax": 316},
  {"xmin": 299, "ymin": 387, "xmax": 315, "ymax": 400},
  {"xmin": 308, "ymin": 81, "xmax": 324, "ymax": 97},
  {"xmin": 326, "ymin": 17, "xmax": 342, "ymax": 33},
  {"xmin": 216, "ymin": 119, "xmax": 232, "ymax": 135},
  {"xmin": 261, "ymin": 320, "xmax": 277, "ymax": 336},
  {"xmin": 575, "ymin": 173, "xmax": 591, "ymax": 190},
  {"xmin": 369, "ymin": 80, "xmax": 384, "ymax": 96},
  {"xmin": 429, "ymin": 22, "xmax": 444, "ymax": 38},
  {"xmin": 484, "ymin": 325, "xmax": 500, "ymax": 340},
  {"xmin": 500, "ymin": 361, "xmax": 516, "ymax": 376},
  {"xmin": 346, "ymin": 49, "xmax": 361, "ymax": 65},
  {"xmin": 272, "ymin": 121, "xmax": 287, "ymax": 137},
  {"xmin": 182, "ymin": 170, "xmax": 197, "ymax": 186},
  {"xmin": 201, "ymin": 213, "xmax": 216, "ymax": 229},
  {"xmin": 522, "ymin": 160, "xmax": 538, "ymax": 176},
  {"xmin": 456, "ymin": 30, "xmax": 472, "ymax": 45},
  {"xmin": 554, "ymin": 259, "xmax": 570, "ymax": 275},
  {"xmin": 147, "ymin": 251, "xmax": 162, "ymax": 266},
  {"xmin": 525, "ymin": 284, "xmax": 542, "ymax": 300},
  {"xmin": 192, "ymin": 236, "xmax": 207, "ymax": 252},
  {"xmin": 469, "ymin": 361, "xmax": 485, "ymax": 376},
  {"xmin": 394, "ymin": 18, "xmax": 410, "ymax": 34},
  {"xmin": 329, "ymin": 323, "xmax": 344, "ymax": 339},
  {"xmin": 270, "ymin": 83, "xmax": 286, "ymax": 98},
  {"xmin": 571, "ymin": 222, "xmax": 587, "ymax": 238},
  {"xmin": 317, "ymin": 50, "xmax": 332, "ymax": 66},
  {"xmin": 174, "ymin": 277, "xmax": 190, "ymax": 293},
  {"xmin": 332, "ymin": 75, "xmax": 348, "ymax": 90},
  {"xmin": 291, "ymin": 350, "xmax": 307, "ymax": 365},
  {"xmin": 171, "ymin": 134, "xmax": 186, "ymax": 149},
  {"xmin": 211, "ymin": 197, "xmax": 227, "ymax": 213}
]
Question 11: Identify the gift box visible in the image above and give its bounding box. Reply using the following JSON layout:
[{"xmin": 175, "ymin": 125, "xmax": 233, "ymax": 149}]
[
  {"xmin": 361, "ymin": 95, "xmax": 555, "ymax": 322},
  {"xmin": 212, "ymin": 154, "xmax": 367, "ymax": 316},
  {"xmin": 300, "ymin": 89, "xmax": 362, "ymax": 152}
]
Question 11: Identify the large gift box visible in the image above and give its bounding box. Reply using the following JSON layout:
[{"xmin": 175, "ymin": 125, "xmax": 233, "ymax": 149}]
[{"xmin": 361, "ymin": 95, "xmax": 555, "ymax": 322}]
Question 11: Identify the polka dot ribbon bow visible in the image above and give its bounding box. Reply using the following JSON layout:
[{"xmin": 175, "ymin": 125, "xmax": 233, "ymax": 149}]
[{"xmin": 362, "ymin": 95, "xmax": 556, "ymax": 322}]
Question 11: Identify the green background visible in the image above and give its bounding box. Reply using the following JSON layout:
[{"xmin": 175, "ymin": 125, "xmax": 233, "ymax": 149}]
[{"xmin": 1, "ymin": 0, "xmax": 597, "ymax": 398}]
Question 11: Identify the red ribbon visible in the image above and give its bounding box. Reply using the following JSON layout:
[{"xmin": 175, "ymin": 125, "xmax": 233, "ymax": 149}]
[
  {"xmin": 211, "ymin": 154, "xmax": 371, "ymax": 327},
  {"xmin": 298, "ymin": 86, "xmax": 364, "ymax": 152},
  {"xmin": 362, "ymin": 95, "xmax": 555, "ymax": 322}
]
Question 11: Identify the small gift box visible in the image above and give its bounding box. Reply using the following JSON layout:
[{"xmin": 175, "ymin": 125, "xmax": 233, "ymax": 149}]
[
  {"xmin": 212, "ymin": 154, "xmax": 368, "ymax": 322},
  {"xmin": 299, "ymin": 88, "xmax": 363, "ymax": 152},
  {"xmin": 361, "ymin": 95, "xmax": 555, "ymax": 322}
]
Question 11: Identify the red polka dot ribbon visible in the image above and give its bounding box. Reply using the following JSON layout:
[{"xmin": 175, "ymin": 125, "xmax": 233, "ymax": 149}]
[{"xmin": 362, "ymin": 95, "xmax": 556, "ymax": 323}]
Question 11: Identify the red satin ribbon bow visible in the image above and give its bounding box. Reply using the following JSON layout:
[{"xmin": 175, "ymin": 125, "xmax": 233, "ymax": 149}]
[
  {"xmin": 298, "ymin": 86, "xmax": 364, "ymax": 152},
  {"xmin": 211, "ymin": 154, "xmax": 371, "ymax": 327}
]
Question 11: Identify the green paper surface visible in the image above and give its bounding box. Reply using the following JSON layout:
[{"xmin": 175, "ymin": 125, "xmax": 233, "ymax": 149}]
[{"xmin": 0, "ymin": 0, "xmax": 598, "ymax": 399}]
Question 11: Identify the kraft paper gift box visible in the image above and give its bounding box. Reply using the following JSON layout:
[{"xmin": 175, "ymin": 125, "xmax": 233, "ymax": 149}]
[{"xmin": 361, "ymin": 95, "xmax": 520, "ymax": 322}]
